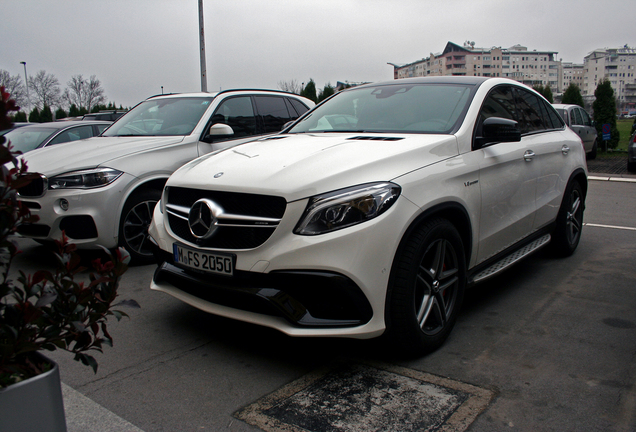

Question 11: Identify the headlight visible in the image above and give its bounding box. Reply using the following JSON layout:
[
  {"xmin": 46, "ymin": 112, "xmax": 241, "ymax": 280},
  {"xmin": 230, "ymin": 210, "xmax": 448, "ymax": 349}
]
[
  {"xmin": 49, "ymin": 168, "xmax": 123, "ymax": 190},
  {"xmin": 294, "ymin": 182, "xmax": 401, "ymax": 235}
]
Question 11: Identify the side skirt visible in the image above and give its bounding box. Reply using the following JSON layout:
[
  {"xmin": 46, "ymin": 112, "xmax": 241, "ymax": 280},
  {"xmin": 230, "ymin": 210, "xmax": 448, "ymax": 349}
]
[{"xmin": 467, "ymin": 228, "xmax": 553, "ymax": 286}]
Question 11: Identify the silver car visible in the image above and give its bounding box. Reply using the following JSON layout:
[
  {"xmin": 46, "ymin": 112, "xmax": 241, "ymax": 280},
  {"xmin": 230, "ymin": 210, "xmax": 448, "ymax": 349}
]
[
  {"xmin": 553, "ymin": 104, "xmax": 598, "ymax": 159},
  {"xmin": 2, "ymin": 120, "xmax": 112, "ymax": 154}
]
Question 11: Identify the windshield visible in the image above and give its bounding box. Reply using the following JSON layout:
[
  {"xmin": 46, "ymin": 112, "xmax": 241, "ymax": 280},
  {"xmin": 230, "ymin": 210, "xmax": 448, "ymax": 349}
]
[
  {"xmin": 289, "ymin": 83, "xmax": 473, "ymax": 134},
  {"xmin": 3, "ymin": 127, "xmax": 57, "ymax": 153},
  {"xmin": 103, "ymin": 97, "xmax": 214, "ymax": 137}
]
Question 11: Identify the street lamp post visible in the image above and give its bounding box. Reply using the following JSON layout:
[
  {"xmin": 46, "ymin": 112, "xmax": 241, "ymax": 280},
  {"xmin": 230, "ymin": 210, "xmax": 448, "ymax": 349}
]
[
  {"xmin": 198, "ymin": 0, "xmax": 207, "ymax": 92},
  {"xmin": 19, "ymin": 61, "xmax": 30, "ymax": 120}
]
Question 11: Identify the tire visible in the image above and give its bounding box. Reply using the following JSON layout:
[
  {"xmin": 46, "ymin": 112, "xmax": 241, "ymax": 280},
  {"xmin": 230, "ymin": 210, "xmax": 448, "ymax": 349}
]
[
  {"xmin": 587, "ymin": 140, "xmax": 597, "ymax": 160},
  {"xmin": 119, "ymin": 189, "xmax": 161, "ymax": 265},
  {"xmin": 386, "ymin": 218, "xmax": 466, "ymax": 356},
  {"xmin": 550, "ymin": 180, "xmax": 584, "ymax": 257},
  {"xmin": 628, "ymin": 159, "xmax": 636, "ymax": 173}
]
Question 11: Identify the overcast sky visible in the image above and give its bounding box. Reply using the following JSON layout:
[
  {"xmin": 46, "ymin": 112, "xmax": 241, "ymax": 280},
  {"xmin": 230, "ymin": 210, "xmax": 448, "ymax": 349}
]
[{"xmin": 2, "ymin": 0, "xmax": 633, "ymax": 108}]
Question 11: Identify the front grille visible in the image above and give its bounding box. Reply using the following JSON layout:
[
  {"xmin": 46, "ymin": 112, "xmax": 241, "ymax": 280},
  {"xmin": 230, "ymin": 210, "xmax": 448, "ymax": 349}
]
[
  {"xmin": 166, "ymin": 187, "xmax": 287, "ymax": 249},
  {"xmin": 17, "ymin": 174, "xmax": 46, "ymax": 198}
]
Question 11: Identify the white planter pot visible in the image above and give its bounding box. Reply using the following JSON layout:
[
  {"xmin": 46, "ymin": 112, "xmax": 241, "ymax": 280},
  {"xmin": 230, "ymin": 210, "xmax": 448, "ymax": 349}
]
[{"xmin": 0, "ymin": 353, "xmax": 67, "ymax": 432}]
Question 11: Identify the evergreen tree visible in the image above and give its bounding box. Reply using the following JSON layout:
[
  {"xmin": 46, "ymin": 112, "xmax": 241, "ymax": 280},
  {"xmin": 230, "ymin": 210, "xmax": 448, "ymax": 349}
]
[
  {"xmin": 317, "ymin": 83, "xmax": 335, "ymax": 103},
  {"xmin": 69, "ymin": 104, "xmax": 80, "ymax": 117},
  {"xmin": 55, "ymin": 107, "xmax": 67, "ymax": 120},
  {"xmin": 592, "ymin": 79, "xmax": 619, "ymax": 150},
  {"xmin": 300, "ymin": 79, "xmax": 318, "ymax": 103},
  {"xmin": 13, "ymin": 112, "xmax": 27, "ymax": 122},
  {"xmin": 562, "ymin": 83, "xmax": 584, "ymax": 108},
  {"xmin": 28, "ymin": 107, "xmax": 41, "ymax": 123},
  {"xmin": 40, "ymin": 105, "xmax": 53, "ymax": 123},
  {"xmin": 543, "ymin": 85, "xmax": 554, "ymax": 103}
]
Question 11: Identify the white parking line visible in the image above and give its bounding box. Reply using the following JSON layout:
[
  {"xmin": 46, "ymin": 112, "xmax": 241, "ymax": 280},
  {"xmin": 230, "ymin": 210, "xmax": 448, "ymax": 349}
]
[{"xmin": 584, "ymin": 223, "xmax": 636, "ymax": 231}]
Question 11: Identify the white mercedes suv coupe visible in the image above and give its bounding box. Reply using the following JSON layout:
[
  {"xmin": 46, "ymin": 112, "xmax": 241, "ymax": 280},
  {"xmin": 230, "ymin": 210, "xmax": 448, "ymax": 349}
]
[{"xmin": 148, "ymin": 77, "xmax": 588, "ymax": 354}]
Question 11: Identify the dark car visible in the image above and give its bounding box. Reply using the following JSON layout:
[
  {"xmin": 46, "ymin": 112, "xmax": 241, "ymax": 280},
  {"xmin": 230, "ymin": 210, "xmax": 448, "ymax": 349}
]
[
  {"xmin": 628, "ymin": 129, "xmax": 636, "ymax": 172},
  {"xmin": 82, "ymin": 111, "xmax": 127, "ymax": 122},
  {"xmin": 2, "ymin": 120, "xmax": 112, "ymax": 154}
]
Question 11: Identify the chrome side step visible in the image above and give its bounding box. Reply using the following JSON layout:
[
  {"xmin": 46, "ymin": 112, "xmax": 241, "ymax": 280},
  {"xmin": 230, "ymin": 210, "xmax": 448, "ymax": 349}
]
[{"xmin": 470, "ymin": 234, "xmax": 551, "ymax": 284}]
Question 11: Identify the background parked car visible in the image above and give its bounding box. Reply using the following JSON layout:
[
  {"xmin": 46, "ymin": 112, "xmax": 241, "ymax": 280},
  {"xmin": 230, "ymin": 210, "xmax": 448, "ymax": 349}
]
[
  {"xmin": 553, "ymin": 103, "xmax": 598, "ymax": 159},
  {"xmin": 82, "ymin": 111, "xmax": 127, "ymax": 122},
  {"xmin": 0, "ymin": 122, "xmax": 28, "ymax": 136},
  {"xmin": 2, "ymin": 120, "xmax": 112, "ymax": 154},
  {"xmin": 628, "ymin": 129, "xmax": 636, "ymax": 172},
  {"xmin": 16, "ymin": 90, "xmax": 314, "ymax": 265}
]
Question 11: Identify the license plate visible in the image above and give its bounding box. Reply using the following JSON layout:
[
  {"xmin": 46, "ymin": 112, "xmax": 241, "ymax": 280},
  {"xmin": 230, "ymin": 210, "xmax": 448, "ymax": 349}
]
[{"xmin": 173, "ymin": 243, "xmax": 234, "ymax": 276}]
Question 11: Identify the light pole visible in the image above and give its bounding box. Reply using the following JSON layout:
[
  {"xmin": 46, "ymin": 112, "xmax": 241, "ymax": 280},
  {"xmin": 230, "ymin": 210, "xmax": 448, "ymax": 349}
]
[
  {"xmin": 198, "ymin": 0, "xmax": 207, "ymax": 92},
  {"xmin": 19, "ymin": 61, "xmax": 30, "ymax": 120}
]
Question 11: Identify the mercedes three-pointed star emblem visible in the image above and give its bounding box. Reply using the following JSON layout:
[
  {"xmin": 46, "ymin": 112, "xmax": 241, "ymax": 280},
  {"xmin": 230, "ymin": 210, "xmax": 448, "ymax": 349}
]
[{"xmin": 188, "ymin": 199, "xmax": 220, "ymax": 240}]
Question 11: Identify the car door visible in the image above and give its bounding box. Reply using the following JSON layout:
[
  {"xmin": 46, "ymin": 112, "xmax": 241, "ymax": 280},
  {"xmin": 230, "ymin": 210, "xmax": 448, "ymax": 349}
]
[
  {"xmin": 513, "ymin": 87, "xmax": 573, "ymax": 232},
  {"xmin": 569, "ymin": 107, "xmax": 594, "ymax": 153},
  {"xmin": 475, "ymin": 85, "xmax": 538, "ymax": 264}
]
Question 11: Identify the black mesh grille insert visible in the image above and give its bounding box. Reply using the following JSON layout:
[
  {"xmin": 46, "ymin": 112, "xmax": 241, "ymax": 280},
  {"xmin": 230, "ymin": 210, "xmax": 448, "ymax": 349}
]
[{"xmin": 166, "ymin": 187, "xmax": 287, "ymax": 249}]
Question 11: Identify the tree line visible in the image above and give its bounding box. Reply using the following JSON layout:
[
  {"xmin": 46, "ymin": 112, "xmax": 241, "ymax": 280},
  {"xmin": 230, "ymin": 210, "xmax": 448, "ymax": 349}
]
[
  {"xmin": 278, "ymin": 78, "xmax": 350, "ymax": 104},
  {"xmin": 0, "ymin": 69, "xmax": 123, "ymax": 122}
]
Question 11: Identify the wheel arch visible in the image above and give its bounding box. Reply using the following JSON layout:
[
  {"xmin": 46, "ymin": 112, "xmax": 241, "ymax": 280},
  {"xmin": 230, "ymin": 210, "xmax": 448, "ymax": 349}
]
[
  {"xmin": 115, "ymin": 177, "xmax": 167, "ymax": 236},
  {"xmin": 384, "ymin": 201, "xmax": 472, "ymax": 330},
  {"xmin": 567, "ymin": 168, "xmax": 588, "ymax": 200}
]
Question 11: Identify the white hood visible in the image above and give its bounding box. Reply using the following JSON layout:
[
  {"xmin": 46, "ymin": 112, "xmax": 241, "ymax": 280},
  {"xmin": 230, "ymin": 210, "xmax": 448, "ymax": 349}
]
[
  {"xmin": 21, "ymin": 135, "xmax": 186, "ymax": 175},
  {"xmin": 167, "ymin": 133, "xmax": 459, "ymax": 202}
]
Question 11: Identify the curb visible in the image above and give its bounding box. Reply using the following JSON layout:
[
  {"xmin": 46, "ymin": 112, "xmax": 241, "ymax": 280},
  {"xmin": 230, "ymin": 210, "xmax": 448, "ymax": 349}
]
[{"xmin": 588, "ymin": 175, "xmax": 636, "ymax": 183}]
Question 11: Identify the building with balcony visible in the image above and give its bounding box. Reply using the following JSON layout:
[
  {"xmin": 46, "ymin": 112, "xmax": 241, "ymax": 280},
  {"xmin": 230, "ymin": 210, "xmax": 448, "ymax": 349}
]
[
  {"xmin": 582, "ymin": 46, "xmax": 636, "ymax": 113},
  {"xmin": 389, "ymin": 41, "xmax": 561, "ymax": 91}
]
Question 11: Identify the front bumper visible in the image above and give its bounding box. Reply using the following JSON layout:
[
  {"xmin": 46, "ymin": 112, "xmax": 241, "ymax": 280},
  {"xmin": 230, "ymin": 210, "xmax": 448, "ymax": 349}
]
[
  {"xmin": 16, "ymin": 173, "xmax": 135, "ymax": 249},
  {"xmin": 149, "ymin": 195, "xmax": 419, "ymax": 339}
]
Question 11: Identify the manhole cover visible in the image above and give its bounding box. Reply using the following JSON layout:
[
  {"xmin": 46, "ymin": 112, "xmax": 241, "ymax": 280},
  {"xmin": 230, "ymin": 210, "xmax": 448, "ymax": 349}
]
[{"xmin": 235, "ymin": 362, "xmax": 494, "ymax": 432}]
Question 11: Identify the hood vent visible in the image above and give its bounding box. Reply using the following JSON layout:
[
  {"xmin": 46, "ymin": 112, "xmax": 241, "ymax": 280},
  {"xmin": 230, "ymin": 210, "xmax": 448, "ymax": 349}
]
[{"xmin": 347, "ymin": 136, "xmax": 404, "ymax": 141}]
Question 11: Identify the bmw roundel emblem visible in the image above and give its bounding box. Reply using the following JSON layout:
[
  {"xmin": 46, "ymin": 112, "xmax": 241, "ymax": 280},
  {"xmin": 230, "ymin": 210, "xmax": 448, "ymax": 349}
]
[{"xmin": 188, "ymin": 199, "xmax": 220, "ymax": 239}]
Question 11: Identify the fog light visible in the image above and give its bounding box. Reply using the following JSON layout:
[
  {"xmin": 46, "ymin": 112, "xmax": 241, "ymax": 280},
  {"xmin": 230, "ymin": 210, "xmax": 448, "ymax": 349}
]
[{"xmin": 59, "ymin": 199, "xmax": 69, "ymax": 211}]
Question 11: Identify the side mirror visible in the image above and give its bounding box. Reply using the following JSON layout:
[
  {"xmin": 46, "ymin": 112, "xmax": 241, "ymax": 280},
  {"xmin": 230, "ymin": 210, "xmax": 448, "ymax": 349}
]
[
  {"xmin": 475, "ymin": 117, "xmax": 521, "ymax": 149},
  {"xmin": 209, "ymin": 123, "xmax": 234, "ymax": 136},
  {"xmin": 202, "ymin": 123, "xmax": 234, "ymax": 143}
]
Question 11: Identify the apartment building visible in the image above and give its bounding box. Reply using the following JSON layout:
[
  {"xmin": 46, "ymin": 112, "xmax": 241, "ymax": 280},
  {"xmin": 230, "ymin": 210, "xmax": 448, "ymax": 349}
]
[
  {"xmin": 561, "ymin": 62, "xmax": 585, "ymax": 92},
  {"xmin": 582, "ymin": 46, "xmax": 636, "ymax": 113},
  {"xmin": 390, "ymin": 41, "xmax": 561, "ymax": 91}
]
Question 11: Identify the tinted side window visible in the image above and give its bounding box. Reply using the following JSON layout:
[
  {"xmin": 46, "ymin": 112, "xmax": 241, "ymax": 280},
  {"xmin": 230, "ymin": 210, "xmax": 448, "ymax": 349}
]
[
  {"xmin": 514, "ymin": 89, "xmax": 546, "ymax": 133},
  {"xmin": 254, "ymin": 96, "xmax": 292, "ymax": 133},
  {"xmin": 547, "ymin": 104, "xmax": 565, "ymax": 128},
  {"xmin": 48, "ymin": 125, "xmax": 94, "ymax": 145},
  {"xmin": 211, "ymin": 96, "xmax": 257, "ymax": 138},
  {"xmin": 288, "ymin": 98, "xmax": 310, "ymax": 117},
  {"xmin": 479, "ymin": 86, "xmax": 516, "ymax": 121},
  {"xmin": 579, "ymin": 108, "xmax": 592, "ymax": 126},
  {"xmin": 572, "ymin": 108, "xmax": 583, "ymax": 126}
]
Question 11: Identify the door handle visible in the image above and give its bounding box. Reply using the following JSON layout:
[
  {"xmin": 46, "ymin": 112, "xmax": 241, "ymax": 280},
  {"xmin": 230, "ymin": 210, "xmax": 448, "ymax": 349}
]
[
  {"xmin": 524, "ymin": 150, "xmax": 535, "ymax": 162},
  {"xmin": 562, "ymin": 145, "xmax": 570, "ymax": 155}
]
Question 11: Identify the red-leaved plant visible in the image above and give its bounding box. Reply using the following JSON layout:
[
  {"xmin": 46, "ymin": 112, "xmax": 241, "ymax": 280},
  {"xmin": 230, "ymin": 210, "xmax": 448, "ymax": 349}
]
[{"xmin": 0, "ymin": 86, "xmax": 131, "ymax": 388}]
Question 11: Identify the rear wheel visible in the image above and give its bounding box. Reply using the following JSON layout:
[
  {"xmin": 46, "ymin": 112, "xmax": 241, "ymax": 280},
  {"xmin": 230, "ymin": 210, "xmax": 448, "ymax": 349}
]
[
  {"xmin": 550, "ymin": 180, "xmax": 584, "ymax": 257},
  {"xmin": 119, "ymin": 189, "xmax": 161, "ymax": 265},
  {"xmin": 628, "ymin": 159, "xmax": 636, "ymax": 173},
  {"xmin": 386, "ymin": 218, "xmax": 466, "ymax": 356}
]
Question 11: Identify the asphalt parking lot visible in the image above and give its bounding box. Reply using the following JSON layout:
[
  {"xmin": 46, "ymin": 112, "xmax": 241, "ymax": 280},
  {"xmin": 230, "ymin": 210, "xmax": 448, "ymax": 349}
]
[{"xmin": 9, "ymin": 174, "xmax": 636, "ymax": 432}]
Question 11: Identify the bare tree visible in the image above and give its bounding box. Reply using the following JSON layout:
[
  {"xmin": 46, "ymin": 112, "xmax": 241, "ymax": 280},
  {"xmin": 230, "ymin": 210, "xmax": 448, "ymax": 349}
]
[
  {"xmin": 0, "ymin": 70, "xmax": 27, "ymax": 108},
  {"xmin": 278, "ymin": 79, "xmax": 301, "ymax": 94},
  {"xmin": 62, "ymin": 75, "xmax": 106, "ymax": 113},
  {"xmin": 28, "ymin": 70, "xmax": 60, "ymax": 110}
]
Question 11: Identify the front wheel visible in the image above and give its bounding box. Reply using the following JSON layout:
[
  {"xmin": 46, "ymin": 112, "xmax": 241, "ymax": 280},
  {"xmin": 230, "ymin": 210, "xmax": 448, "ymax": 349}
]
[
  {"xmin": 550, "ymin": 180, "xmax": 584, "ymax": 257},
  {"xmin": 119, "ymin": 189, "xmax": 161, "ymax": 265},
  {"xmin": 386, "ymin": 218, "xmax": 466, "ymax": 356}
]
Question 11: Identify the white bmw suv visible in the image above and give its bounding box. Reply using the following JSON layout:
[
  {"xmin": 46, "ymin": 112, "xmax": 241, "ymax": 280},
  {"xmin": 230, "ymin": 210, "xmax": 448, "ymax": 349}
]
[
  {"xmin": 16, "ymin": 90, "xmax": 314, "ymax": 264},
  {"xmin": 148, "ymin": 77, "xmax": 588, "ymax": 354}
]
